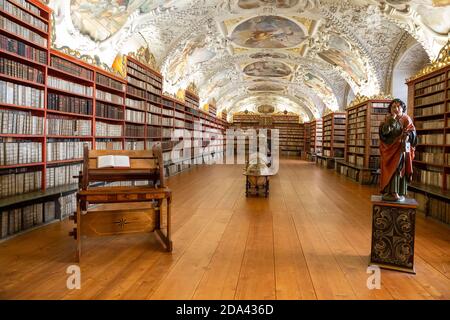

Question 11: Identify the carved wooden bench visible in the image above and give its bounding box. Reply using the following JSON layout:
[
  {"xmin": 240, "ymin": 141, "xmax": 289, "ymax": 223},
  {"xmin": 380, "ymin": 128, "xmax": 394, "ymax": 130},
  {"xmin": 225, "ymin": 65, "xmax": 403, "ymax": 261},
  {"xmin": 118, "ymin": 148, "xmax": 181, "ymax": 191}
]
[{"xmin": 69, "ymin": 144, "xmax": 172, "ymax": 262}]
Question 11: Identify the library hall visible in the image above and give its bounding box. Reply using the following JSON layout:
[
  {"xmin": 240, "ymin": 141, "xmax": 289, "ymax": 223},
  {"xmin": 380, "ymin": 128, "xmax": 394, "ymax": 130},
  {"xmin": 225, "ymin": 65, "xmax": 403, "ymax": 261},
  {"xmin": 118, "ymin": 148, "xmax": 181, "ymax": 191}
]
[{"xmin": 1, "ymin": 0, "xmax": 450, "ymax": 302}]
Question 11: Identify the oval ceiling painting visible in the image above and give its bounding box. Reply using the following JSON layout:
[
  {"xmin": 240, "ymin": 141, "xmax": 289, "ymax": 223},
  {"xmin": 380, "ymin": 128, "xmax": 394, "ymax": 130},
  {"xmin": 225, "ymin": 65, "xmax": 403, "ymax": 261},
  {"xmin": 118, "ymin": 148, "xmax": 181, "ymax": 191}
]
[
  {"xmin": 238, "ymin": 0, "xmax": 299, "ymax": 10},
  {"xmin": 244, "ymin": 61, "xmax": 291, "ymax": 77},
  {"xmin": 248, "ymin": 84, "xmax": 285, "ymax": 92},
  {"xmin": 70, "ymin": 0, "xmax": 151, "ymax": 41},
  {"xmin": 257, "ymin": 105, "xmax": 275, "ymax": 114},
  {"xmin": 249, "ymin": 52, "xmax": 287, "ymax": 59},
  {"xmin": 230, "ymin": 16, "xmax": 305, "ymax": 49}
]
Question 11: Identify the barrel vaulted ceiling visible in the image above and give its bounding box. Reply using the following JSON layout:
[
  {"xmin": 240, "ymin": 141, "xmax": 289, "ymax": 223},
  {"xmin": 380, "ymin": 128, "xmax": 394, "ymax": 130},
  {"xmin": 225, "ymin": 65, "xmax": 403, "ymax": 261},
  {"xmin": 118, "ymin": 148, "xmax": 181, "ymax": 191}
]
[{"xmin": 48, "ymin": 0, "xmax": 450, "ymax": 121}]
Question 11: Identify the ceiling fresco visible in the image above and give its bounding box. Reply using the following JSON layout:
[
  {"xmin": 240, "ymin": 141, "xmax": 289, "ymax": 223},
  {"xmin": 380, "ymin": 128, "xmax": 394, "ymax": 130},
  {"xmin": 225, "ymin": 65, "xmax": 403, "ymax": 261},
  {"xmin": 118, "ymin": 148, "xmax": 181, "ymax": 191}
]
[
  {"xmin": 229, "ymin": 16, "xmax": 306, "ymax": 49},
  {"xmin": 243, "ymin": 61, "xmax": 292, "ymax": 77},
  {"xmin": 48, "ymin": 0, "xmax": 450, "ymax": 121}
]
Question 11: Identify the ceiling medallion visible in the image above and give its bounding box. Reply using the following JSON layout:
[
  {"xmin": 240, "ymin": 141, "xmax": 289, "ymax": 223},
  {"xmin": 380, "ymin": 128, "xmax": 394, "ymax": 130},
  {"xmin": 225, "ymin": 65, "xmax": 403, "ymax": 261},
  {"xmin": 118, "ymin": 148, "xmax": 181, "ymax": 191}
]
[
  {"xmin": 127, "ymin": 46, "xmax": 158, "ymax": 72},
  {"xmin": 186, "ymin": 82, "xmax": 199, "ymax": 96},
  {"xmin": 243, "ymin": 61, "xmax": 292, "ymax": 77},
  {"xmin": 347, "ymin": 92, "xmax": 394, "ymax": 109},
  {"xmin": 230, "ymin": 15, "xmax": 306, "ymax": 49},
  {"xmin": 257, "ymin": 105, "xmax": 275, "ymax": 113},
  {"xmin": 407, "ymin": 39, "xmax": 450, "ymax": 82}
]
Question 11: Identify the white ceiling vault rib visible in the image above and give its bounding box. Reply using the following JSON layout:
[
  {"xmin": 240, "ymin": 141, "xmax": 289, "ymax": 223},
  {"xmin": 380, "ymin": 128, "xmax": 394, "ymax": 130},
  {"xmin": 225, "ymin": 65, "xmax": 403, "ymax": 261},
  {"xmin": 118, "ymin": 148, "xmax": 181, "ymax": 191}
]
[{"xmin": 49, "ymin": 0, "xmax": 450, "ymax": 119}]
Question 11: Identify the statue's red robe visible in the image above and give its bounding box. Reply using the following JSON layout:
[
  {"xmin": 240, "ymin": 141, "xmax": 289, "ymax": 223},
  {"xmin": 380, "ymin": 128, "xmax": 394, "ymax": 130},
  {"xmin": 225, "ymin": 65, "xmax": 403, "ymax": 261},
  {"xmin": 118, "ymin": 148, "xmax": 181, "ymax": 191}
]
[{"xmin": 379, "ymin": 114, "xmax": 416, "ymax": 192}]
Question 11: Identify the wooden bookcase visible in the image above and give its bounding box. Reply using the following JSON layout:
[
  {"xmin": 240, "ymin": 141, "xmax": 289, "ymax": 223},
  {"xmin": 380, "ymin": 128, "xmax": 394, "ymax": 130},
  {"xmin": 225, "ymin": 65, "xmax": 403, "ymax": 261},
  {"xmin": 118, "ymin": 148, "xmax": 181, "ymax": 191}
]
[
  {"xmin": 231, "ymin": 113, "xmax": 304, "ymax": 157},
  {"xmin": 310, "ymin": 119, "xmax": 323, "ymax": 158},
  {"xmin": 272, "ymin": 114, "xmax": 304, "ymax": 156},
  {"xmin": 406, "ymin": 57, "xmax": 450, "ymax": 225},
  {"xmin": 336, "ymin": 99, "xmax": 391, "ymax": 184},
  {"xmin": 317, "ymin": 112, "xmax": 346, "ymax": 168},
  {"xmin": 0, "ymin": 0, "xmax": 228, "ymax": 240},
  {"xmin": 304, "ymin": 121, "xmax": 311, "ymax": 160}
]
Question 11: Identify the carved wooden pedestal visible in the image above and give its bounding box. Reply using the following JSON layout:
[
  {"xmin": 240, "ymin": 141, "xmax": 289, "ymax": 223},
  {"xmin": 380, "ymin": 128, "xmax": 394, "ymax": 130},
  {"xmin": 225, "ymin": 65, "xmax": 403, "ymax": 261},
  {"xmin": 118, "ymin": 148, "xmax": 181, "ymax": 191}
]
[{"xmin": 370, "ymin": 195, "xmax": 418, "ymax": 274}]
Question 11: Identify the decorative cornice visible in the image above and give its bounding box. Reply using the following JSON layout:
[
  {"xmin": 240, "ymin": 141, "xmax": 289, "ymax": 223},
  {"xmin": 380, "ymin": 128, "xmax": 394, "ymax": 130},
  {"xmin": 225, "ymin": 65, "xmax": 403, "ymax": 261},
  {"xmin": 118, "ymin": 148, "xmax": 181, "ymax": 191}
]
[
  {"xmin": 346, "ymin": 92, "xmax": 393, "ymax": 109},
  {"xmin": 407, "ymin": 40, "xmax": 450, "ymax": 82},
  {"xmin": 53, "ymin": 45, "xmax": 123, "ymax": 77},
  {"xmin": 127, "ymin": 46, "xmax": 158, "ymax": 71},
  {"xmin": 186, "ymin": 82, "xmax": 199, "ymax": 96}
]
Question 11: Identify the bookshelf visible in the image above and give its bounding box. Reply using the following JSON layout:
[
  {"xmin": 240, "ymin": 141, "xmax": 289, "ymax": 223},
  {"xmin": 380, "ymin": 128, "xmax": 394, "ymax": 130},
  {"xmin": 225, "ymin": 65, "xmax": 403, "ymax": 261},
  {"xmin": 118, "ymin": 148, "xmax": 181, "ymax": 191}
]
[
  {"xmin": 336, "ymin": 98, "xmax": 391, "ymax": 184},
  {"xmin": 0, "ymin": 0, "xmax": 50, "ymax": 197},
  {"xmin": 231, "ymin": 113, "xmax": 304, "ymax": 157},
  {"xmin": 0, "ymin": 0, "xmax": 229, "ymax": 240},
  {"xmin": 406, "ymin": 48, "xmax": 450, "ymax": 225},
  {"xmin": 310, "ymin": 119, "xmax": 323, "ymax": 160},
  {"xmin": 304, "ymin": 121, "xmax": 311, "ymax": 160},
  {"xmin": 317, "ymin": 112, "xmax": 346, "ymax": 168}
]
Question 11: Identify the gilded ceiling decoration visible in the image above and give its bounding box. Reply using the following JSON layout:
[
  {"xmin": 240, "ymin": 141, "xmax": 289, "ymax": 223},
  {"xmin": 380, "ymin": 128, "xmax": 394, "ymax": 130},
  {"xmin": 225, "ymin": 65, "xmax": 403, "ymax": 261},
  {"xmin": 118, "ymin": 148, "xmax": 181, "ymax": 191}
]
[
  {"xmin": 48, "ymin": 0, "xmax": 449, "ymax": 121},
  {"xmin": 229, "ymin": 15, "xmax": 306, "ymax": 48}
]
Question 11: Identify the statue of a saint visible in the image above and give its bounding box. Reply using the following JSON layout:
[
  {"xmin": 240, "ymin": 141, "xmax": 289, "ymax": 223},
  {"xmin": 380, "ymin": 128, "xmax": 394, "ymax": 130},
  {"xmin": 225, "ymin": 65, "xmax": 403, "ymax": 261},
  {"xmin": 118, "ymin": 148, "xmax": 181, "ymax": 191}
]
[{"xmin": 379, "ymin": 99, "xmax": 417, "ymax": 202}]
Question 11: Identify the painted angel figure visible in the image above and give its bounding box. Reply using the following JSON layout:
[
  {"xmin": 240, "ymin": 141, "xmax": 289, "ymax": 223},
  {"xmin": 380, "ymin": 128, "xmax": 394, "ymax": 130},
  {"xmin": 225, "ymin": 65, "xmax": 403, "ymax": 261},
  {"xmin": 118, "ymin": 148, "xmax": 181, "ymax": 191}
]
[{"xmin": 379, "ymin": 98, "xmax": 417, "ymax": 202}]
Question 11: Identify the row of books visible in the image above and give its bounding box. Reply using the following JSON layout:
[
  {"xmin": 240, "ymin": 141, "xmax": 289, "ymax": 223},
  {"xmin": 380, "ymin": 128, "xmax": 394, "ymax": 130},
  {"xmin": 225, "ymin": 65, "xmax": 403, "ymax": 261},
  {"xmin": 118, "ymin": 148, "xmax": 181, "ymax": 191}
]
[
  {"xmin": 59, "ymin": 193, "xmax": 76, "ymax": 219},
  {"xmin": 47, "ymin": 93, "xmax": 93, "ymax": 115},
  {"xmin": 415, "ymin": 149, "xmax": 445, "ymax": 165},
  {"xmin": 96, "ymin": 102, "xmax": 123, "ymax": 120},
  {"xmin": 0, "ymin": 140, "xmax": 41, "ymax": 165},
  {"xmin": 125, "ymin": 140, "xmax": 145, "ymax": 150},
  {"xmin": 413, "ymin": 167, "xmax": 443, "ymax": 188},
  {"xmin": 339, "ymin": 165, "xmax": 359, "ymax": 180},
  {"xmin": 46, "ymin": 141, "xmax": 92, "ymax": 162},
  {"xmin": 11, "ymin": 0, "xmax": 42, "ymax": 16},
  {"xmin": 125, "ymin": 124, "xmax": 145, "ymax": 137},
  {"xmin": 0, "ymin": 0, "xmax": 48, "ymax": 32},
  {"xmin": 46, "ymin": 163, "xmax": 81, "ymax": 188},
  {"xmin": 368, "ymin": 156, "xmax": 381, "ymax": 169},
  {"xmin": 48, "ymin": 76, "xmax": 93, "ymax": 97},
  {"xmin": 50, "ymin": 56, "xmax": 93, "ymax": 81},
  {"xmin": 95, "ymin": 140, "xmax": 122, "ymax": 150},
  {"xmin": 413, "ymin": 103, "xmax": 444, "ymax": 116},
  {"xmin": 126, "ymin": 75, "xmax": 161, "ymax": 94},
  {"xmin": 126, "ymin": 65, "xmax": 162, "ymax": 89},
  {"xmin": 0, "ymin": 34, "xmax": 47, "ymax": 64},
  {"xmin": 0, "ymin": 79, "xmax": 44, "ymax": 108},
  {"xmin": 418, "ymin": 134, "xmax": 444, "ymax": 145},
  {"xmin": 0, "ymin": 203, "xmax": 43, "ymax": 238},
  {"xmin": 150, "ymin": 104, "xmax": 162, "ymax": 114},
  {"xmin": 0, "ymin": 56, "xmax": 44, "ymax": 83},
  {"xmin": 96, "ymin": 73, "xmax": 125, "ymax": 92},
  {"xmin": 147, "ymin": 126, "xmax": 160, "ymax": 137},
  {"xmin": 347, "ymin": 154, "xmax": 365, "ymax": 166},
  {"xmin": 0, "ymin": 15, "xmax": 47, "ymax": 47},
  {"xmin": 149, "ymin": 114, "xmax": 163, "ymax": 126},
  {"xmin": 0, "ymin": 169, "xmax": 41, "ymax": 198},
  {"xmin": 95, "ymin": 121, "xmax": 122, "ymax": 137},
  {"xmin": 127, "ymin": 85, "xmax": 146, "ymax": 99},
  {"xmin": 125, "ymin": 109, "xmax": 145, "ymax": 123},
  {"xmin": 95, "ymin": 89, "xmax": 124, "ymax": 105},
  {"xmin": 126, "ymin": 97, "xmax": 146, "ymax": 111},
  {"xmin": 427, "ymin": 196, "xmax": 450, "ymax": 225},
  {"xmin": 414, "ymin": 73, "xmax": 445, "ymax": 90},
  {"xmin": 0, "ymin": 109, "xmax": 44, "ymax": 135},
  {"xmin": 348, "ymin": 146, "xmax": 365, "ymax": 154},
  {"xmin": 414, "ymin": 92, "xmax": 445, "ymax": 107},
  {"xmin": 46, "ymin": 118, "xmax": 91, "ymax": 136},
  {"xmin": 415, "ymin": 119, "xmax": 444, "ymax": 129},
  {"xmin": 414, "ymin": 81, "xmax": 445, "ymax": 96}
]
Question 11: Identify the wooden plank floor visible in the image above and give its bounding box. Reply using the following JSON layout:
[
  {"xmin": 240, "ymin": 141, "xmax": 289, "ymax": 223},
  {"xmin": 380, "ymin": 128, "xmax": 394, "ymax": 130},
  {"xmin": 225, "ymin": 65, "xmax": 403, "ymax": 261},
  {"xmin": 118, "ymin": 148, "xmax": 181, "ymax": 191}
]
[{"xmin": 1, "ymin": 158, "xmax": 449, "ymax": 300}]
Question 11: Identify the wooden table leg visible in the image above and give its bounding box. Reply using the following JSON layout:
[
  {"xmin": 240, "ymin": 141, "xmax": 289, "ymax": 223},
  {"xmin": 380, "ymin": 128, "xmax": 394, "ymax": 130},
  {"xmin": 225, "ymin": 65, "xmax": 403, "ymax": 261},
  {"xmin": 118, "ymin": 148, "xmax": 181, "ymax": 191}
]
[
  {"xmin": 166, "ymin": 195, "xmax": 173, "ymax": 252},
  {"xmin": 76, "ymin": 199, "xmax": 81, "ymax": 263}
]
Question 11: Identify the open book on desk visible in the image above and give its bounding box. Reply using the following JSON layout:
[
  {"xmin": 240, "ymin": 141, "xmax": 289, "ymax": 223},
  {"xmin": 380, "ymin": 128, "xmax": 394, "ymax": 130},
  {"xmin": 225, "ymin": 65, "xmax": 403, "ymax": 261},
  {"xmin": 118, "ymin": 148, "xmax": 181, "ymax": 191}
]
[{"xmin": 97, "ymin": 155, "xmax": 130, "ymax": 168}]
